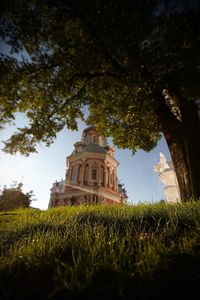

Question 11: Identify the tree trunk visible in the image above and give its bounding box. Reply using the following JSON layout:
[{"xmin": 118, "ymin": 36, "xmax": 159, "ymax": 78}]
[
  {"xmin": 157, "ymin": 97, "xmax": 200, "ymax": 201},
  {"xmin": 162, "ymin": 120, "xmax": 193, "ymax": 201},
  {"xmin": 181, "ymin": 100, "xmax": 200, "ymax": 199}
]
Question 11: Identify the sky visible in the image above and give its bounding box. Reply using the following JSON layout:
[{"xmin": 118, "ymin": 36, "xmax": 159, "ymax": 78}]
[{"xmin": 0, "ymin": 113, "xmax": 172, "ymax": 210}]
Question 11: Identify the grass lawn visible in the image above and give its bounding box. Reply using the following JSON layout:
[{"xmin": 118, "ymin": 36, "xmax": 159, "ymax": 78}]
[{"xmin": 1, "ymin": 202, "xmax": 200, "ymax": 299}]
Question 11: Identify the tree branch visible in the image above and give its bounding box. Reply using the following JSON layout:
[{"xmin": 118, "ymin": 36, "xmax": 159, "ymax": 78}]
[{"xmin": 32, "ymin": 78, "xmax": 89, "ymax": 132}]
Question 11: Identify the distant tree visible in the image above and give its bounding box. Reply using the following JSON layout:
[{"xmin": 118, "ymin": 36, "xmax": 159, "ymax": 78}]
[
  {"xmin": 0, "ymin": 1, "xmax": 200, "ymax": 201},
  {"xmin": 0, "ymin": 183, "xmax": 34, "ymax": 211},
  {"xmin": 118, "ymin": 183, "xmax": 128, "ymax": 200}
]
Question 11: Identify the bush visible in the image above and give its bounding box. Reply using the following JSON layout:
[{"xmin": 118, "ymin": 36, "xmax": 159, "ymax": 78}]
[{"xmin": 0, "ymin": 183, "xmax": 34, "ymax": 211}]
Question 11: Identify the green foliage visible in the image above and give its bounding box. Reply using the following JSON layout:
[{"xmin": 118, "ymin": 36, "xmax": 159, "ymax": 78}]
[
  {"xmin": 0, "ymin": 183, "xmax": 34, "ymax": 211},
  {"xmin": 0, "ymin": 202, "xmax": 200, "ymax": 299},
  {"xmin": 0, "ymin": 0, "xmax": 199, "ymax": 155}
]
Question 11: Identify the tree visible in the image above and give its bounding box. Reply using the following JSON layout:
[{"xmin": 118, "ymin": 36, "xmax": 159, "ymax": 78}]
[
  {"xmin": 0, "ymin": 183, "xmax": 34, "ymax": 211},
  {"xmin": 0, "ymin": 0, "xmax": 200, "ymax": 201}
]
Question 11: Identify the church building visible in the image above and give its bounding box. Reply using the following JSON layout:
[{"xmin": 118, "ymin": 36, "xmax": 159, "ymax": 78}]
[{"xmin": 48, "ymin": 126, "xmax": 128, "ymax": 207}]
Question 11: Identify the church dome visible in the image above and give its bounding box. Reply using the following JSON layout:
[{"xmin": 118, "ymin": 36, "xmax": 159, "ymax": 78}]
[
  {"xmin": 82, "ymin": 125, "xmax": 97, "ymax": 134},
  {"xmin": 82, "ymin": 126, "xmax": 107, "ymax": 147}
]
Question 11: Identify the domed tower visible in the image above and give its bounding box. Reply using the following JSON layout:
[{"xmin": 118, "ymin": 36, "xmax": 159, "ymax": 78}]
[{"xmin": 49, "ymin": 126, "xmax": 128, "ymax": 207}]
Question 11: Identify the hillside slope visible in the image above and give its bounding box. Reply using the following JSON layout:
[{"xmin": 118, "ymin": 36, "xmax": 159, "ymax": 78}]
[{"xmin": 1, "ymin": 202, "xmax": 200, "ymax": 299}]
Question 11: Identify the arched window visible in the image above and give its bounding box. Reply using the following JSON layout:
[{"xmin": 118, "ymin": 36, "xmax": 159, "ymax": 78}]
[
  {"xmin": 86, "ymin": 135, "xmax": 91, "ymax": 144},
  {"xmin": 78, "ymin": 164, "xmax": 82, "ymax": 183},
  {"xmin": 92, "ymin": 169, "xmax": 97, "ymax": 180},
  {"xmin": 93, "ymin": 135, "xmax": 98, "ymax": 144},
  {"xmin": 111, "ymin": 170, "xmax": 115, "ymax": 185},
  {"xmin": 91, "ymin": 162, "xmax": 98, "ymax": 182},
  {"xmin": 71, "ymin": 165, "xmax": 78, "ymax": 182}
]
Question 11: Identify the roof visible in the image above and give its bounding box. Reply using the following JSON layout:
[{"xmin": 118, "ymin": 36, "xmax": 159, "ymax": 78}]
[{"xmin": 82, "ymin": 126, "xmax": 97, "ymax": 134}]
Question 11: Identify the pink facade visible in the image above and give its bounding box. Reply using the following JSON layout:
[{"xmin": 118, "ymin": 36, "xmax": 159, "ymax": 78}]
[{"xmin": 49, "ymin": 126, "xmax": 128, "ymax": 207}]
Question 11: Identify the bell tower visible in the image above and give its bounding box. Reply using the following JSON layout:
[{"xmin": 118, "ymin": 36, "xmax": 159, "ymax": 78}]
[{"xmin": 49, "ymin": 126, "xmax": 128, "ymax": 207}]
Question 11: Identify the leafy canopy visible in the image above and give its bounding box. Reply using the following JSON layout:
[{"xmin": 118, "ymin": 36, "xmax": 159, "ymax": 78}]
[{"xmin": 0, "ymin": 0, "xmax": 199, "ymax": 155}]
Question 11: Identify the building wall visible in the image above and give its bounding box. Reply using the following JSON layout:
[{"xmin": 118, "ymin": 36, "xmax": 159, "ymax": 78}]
[{"xmin": 49, "ymin": 126, "xmax": 128, "ymax": 207}]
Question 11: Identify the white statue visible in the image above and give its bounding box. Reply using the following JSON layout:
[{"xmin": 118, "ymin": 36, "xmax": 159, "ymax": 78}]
[
  {"xmin": 154, "ymin": 153, "xmax": 180, "ymax": 203},
  {"xmin": 154, "ymin": 153, "xmax": 170, "ymax": 173}
]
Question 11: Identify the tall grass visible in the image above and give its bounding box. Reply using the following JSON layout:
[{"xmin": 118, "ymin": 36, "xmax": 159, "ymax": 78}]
[{"xmin": 1, "ymin": 202, "xmax": 200, "ymax": 299}]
